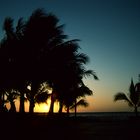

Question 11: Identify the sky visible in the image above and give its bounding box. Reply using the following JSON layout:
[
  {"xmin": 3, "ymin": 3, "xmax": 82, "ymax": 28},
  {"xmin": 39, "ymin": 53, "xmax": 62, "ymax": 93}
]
[{"xmin": 0, "ymin": 0, "xmax": 140, "ymax": 112}]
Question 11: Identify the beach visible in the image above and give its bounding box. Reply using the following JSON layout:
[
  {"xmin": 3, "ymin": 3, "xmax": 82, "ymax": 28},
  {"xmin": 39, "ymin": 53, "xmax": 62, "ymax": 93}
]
[{"xmin": 0, "ymin": 113, "xmax": 140, "ymax": 140}]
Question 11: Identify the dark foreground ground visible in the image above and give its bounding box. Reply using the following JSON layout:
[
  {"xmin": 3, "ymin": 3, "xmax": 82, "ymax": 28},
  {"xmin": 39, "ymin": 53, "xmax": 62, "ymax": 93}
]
[{"xmin": 0, "ymin": 113, "xmax": 140, "ymax": 140}]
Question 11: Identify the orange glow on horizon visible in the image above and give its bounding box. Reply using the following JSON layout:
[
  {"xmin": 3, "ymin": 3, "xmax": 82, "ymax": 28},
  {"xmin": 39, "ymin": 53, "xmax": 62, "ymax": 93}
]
[
  {"xmin": 6, "ymin": 98, "xmax": 60, "ymax": 113},
  {"xmin": 34, "ymin": 99, "xmax": 59, "ymax": 113},
  {"xmin": 34, "ymin": 103, "xmax": 50, "ymax": 112}
]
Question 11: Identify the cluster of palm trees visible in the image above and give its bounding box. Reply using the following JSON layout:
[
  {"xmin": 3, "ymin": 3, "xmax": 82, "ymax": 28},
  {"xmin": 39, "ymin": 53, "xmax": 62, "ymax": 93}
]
[
  {"xmin": 0, "ymin": 9, "xmax": 98, "ymax": 115},
  {"xmin": 114, "ymin": 78, "xmax": 140, "ymax": 116}
]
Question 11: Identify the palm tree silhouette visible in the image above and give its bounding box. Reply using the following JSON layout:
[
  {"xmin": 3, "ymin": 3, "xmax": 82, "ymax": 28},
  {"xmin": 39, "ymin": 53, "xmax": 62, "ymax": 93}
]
[
  {"xmin": 0, "ymin": 91, "xmax": 7, "ymax": 112},
  {"xmin": 52, "ymin": 41, "xmax": 98, "ymax": 114},
  {"xmin": 73, "ymin": 85, "xmax": 93, "ymax": 117},
  {"xmin": 22, "ymin": 9, "xmax": 67, "ymax": 113},
  {"xmin": 70, "ymin": 98, "xmax": 89, "ymax": 113},
  {"xmin": 114, "ymin": 79, "xmax": 140, "ymax": 116},
  {"xmin": 61, "ymin": 50, "xmax": 97, "ymax": 115},
  {"xmin": 49, "ymin": 39, "xmax": 98, "ymax": 114},
  {"xmin": 1, "ymin": 17, "xmax": 27, "ymax": 113},
  {"xmin": 0, "ymin": 9, "xmax": 66, "ymax": 113},
  {"xmin": 0, "ymin": 8, "xmax": 98, "ymax": 116},
  {"xmin": 26, "ymin": 82, "xmax": 49, "ymax": 113},
  {"xmin": 64, "ymin": 84, "xmax": 93, "ymax": 116},
  {"xmin": 5, "ymin": 90, "xmax": 19, "ymax": 112}
]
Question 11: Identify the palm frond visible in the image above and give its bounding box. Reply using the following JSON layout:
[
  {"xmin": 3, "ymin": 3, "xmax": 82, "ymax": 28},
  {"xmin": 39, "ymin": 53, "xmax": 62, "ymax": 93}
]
[
  {"xmin": 30, "ymin": 8, "xmax": 46, "ymax": 19},
  {"xmin": 56, "ymin": 25, "xmax": 66, "ymax": 38},
  {"xmin": 114, "ymin": 92, "xmax": 133, "ymax": 106},
  {"xmin": 63, "ymin": 39, "xmax": 80, "ymax": 44},
  {"xmin": 62, "ymin": 39, "xmax": 80, "ymax": 49},
  {"xmin": 90, "ymin": 70, "xmax": 99, "ymax": 80},
  {"xmin": 35, "ymin": 91, "xmax": 49, "ymax": 104},
  {"xmin": 70, "ymin": 99, "xmax": 89, "ymax": 110},
  {"xmin": 3, "ymin": 17, "xmax": 14, "ymax": 36},
  {"xmin": 83, "ymin": 70, "xmax": 98, "ymax": 80},
  {"xmin": 77, "ymin": 85, "xmax": 93, "ymax": 97},
  {"xmin": 76, "ymin": 53, "xmax": 89, "ymax": 64},
  {"xmin": 16, "ymin": 18, "xmax": 25, "ymax": 36},
  {"xmin": 5, "ymin": 90, "xmax": 20, "ymax": 102},
  {"xmin": 114, "ymin": 92, "xmax": 128, "ymax": 101}
]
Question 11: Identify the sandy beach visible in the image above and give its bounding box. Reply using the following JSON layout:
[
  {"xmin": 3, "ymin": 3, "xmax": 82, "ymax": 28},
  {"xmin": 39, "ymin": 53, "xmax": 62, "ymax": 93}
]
[{"xmin": 1, "ymin": 113, "xmax": 140, "ymax": 140}]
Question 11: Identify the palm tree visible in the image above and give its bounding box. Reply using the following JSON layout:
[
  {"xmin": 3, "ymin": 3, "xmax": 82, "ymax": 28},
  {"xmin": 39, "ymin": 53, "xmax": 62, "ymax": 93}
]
[
  {"xmin": 64, "ymin": 81, "xmax": 93, "ymax": 116},
  {"xmin": 53, "ymin": 43, "xmax": 98, "ymax": 115},
  {"xmin": 23, "ymin": 8, "xmax": 67, "ymax": 79},
  {"xmin": 21, "ymin": 9, "xmax": 67, "ymax": 114},
  {"xmin": 0, "ymin": 9, "xmax": 66, "ymax": 113},
  {"xmin": 73, "ymin": 85, "xmax": 93, "ymax": 117},
  {"xmin": 49, "ymin": 88, "xmax": 58, "ymax": 114},
  {"xmin": 60, "ymin": 47, "xmax": 97, "ymax": 115},
  {"xmin": 0, "ymin": 17, "xmax": 27, "ymax": 113},
  {"xmin": 114, "ymin": 79, "xmax": 140, "ymax": 117},
  {"xmin": 5, "ymin": 90, "xmax": 19, "ymax": 112},
  {"xmin": 63, "ymin": 84, "xmax": 93, "ymax": 117},
  {"xmin": 0, "ymin": 8, "xmax": 98, "ymax": 116},
  {"xmin": 26, "ymin": 82, "xmax": 49, "ymax": 113},
  {"xmin": 0, "ymin": 90, "xmax": 7, "ymax": 112},
  {"xmin": 69, "ymin": 98, "xmax": 89, "ymax": 113}
]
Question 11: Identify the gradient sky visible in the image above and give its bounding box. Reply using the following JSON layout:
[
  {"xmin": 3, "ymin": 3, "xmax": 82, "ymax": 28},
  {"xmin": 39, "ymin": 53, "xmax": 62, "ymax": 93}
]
[{"xmin": 0, "ymin": 0, "xmax": 140, "ymax": 112}]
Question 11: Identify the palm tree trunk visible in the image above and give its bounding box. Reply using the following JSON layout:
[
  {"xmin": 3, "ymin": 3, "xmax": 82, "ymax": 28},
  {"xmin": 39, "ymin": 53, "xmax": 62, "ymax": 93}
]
[
  {"xmin": 29, "ymin": 98, "xmax": 35, "ymax": 113},
  {"xmin": 19, "ymin": 92, "xmax": 25, "ymax": 113},
  {"xmin": 0, "ymin": 92, "xmax": 5, "ymax": 112},
  {"xmin": 0, "ymin": 94, "xmax": 3, "ymax": 112},
  {"xmin": 67, "ymin": 106, "xmax": 70, "ymax": 117},
  {"xmin": 134, "ymin": 106, "xmax": 138, "ymax": 117},
  {"xmin": 74, "ymin": 98, "xmax": 77, "ymax": 118},
  {"xmin": 9, "ymin": 101, "xmax": 16, "ymax": 112},
  {"xmin": 49, "ymin": 92, "xmax": 55, "ymax": 114},
  {"xmin": 58, "ymin": 101, "xmax": 63, "ymax": 114},
  {"xmin": 2, "ymin": 92, "xmax": 5, "ymax": 112}
]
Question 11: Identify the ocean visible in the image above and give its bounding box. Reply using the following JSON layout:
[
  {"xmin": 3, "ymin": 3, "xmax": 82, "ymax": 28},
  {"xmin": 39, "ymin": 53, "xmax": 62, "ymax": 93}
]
[{"xmin": 70, "ymin": 112, "xmax": 138, "ymax": 120}]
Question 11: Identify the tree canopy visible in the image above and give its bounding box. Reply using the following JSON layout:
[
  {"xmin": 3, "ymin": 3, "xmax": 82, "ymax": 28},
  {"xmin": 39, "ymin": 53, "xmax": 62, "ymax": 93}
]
[{"xmin": 0, "ymin": 8, "xmax": 98, "ymax": 113}]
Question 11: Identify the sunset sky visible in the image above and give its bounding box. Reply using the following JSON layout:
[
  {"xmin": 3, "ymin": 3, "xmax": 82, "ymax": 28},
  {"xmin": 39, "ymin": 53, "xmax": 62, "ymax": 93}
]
[{"xmin": 0, "ymin": 0, "xmax": 140, "ymax": 112}]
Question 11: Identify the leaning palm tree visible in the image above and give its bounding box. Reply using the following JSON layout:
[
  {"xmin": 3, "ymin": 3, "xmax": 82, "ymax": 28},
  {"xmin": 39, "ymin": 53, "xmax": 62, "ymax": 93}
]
[
  {"xmin": 114, "ymin": 79, "xmax": 140, "ymax": 117},
  {"xmin": 70, "ymin": 98, "xmax": 89, "ymax": 112},
  {"xmin": 63, "ymin": 84, "xmax": 93, "ymax": 117},
  {"xmin": 73, "ymin": 84, "xmax": 93, "ymax": 116}
]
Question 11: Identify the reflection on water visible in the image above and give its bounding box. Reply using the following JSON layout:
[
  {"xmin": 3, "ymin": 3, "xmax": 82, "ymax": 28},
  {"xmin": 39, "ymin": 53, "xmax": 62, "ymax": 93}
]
[{"xmin": 70, "ymin": 112, "xmax": 139, "ymax": 120}]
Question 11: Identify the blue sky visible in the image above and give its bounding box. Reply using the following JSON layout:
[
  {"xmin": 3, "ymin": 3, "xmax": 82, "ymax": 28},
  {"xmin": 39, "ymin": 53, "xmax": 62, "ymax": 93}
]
[{"xmin": 0, "ymin": 0, "xmax": 140, "ymax": 112}]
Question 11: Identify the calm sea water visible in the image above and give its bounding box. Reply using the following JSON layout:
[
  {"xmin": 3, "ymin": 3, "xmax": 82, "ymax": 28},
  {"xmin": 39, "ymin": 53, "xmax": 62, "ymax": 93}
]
[{"xmin": 70, "ymin": 112, "xmax": 138, "ymax": 120}]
